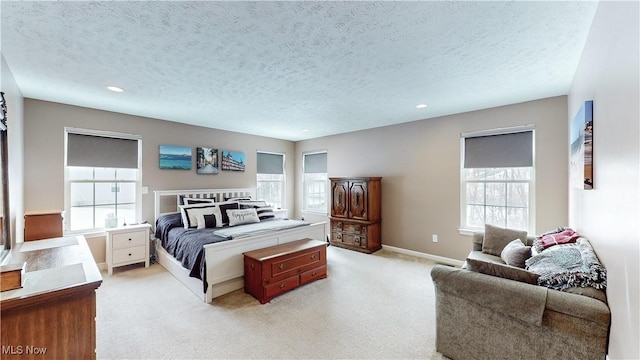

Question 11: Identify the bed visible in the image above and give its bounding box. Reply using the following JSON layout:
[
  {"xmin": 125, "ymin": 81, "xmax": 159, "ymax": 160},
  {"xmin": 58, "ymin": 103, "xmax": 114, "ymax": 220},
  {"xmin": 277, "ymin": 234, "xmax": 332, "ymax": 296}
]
[{"xmin": 153, "ymin": 188, "xmax": 327, "ymax": 303}]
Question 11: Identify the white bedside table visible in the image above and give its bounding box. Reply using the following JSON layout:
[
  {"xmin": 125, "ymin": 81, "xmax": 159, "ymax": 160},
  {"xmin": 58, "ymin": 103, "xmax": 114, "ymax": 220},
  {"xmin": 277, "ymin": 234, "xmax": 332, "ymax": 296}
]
[{"xmin": 106, "ymin": 223, "xmax": 152, "ymax": 275}]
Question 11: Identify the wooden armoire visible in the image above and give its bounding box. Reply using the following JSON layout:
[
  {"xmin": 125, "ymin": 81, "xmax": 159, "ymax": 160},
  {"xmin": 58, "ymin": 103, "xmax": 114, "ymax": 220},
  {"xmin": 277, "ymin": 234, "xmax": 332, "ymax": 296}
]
[{"xmin": 329, "ymin": 177, "xmax": 381, "ymax": 253}]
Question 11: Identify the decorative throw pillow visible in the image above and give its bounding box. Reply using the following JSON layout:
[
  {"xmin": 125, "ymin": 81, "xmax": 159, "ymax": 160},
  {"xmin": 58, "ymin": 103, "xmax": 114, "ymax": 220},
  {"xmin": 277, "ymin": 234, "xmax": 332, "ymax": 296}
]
[
  {"xmin": 196, "ymin": 213, "xmax": 218, "ymax": 229},
  {"xmin": 255, "ymin": 206, "xmax": 275, "ymax": 220},
  {"xmin": 239, "ymin": 200, "xmax": 268, "ymax": 208},
  {"xmin": 482, "ymin": 224, "xmax": 528, "ymax": 257},
  {"xmin": 180, "ymin": 204, "xmax": 221, "ymax": 229},
  {"xmin": 226, "ymin": 208, "xmax": 260, "ymax": 227},
  {"xmin": 183, "ymin": 198, "xmax": 216, "ymax": 205},
  {"xmin": 500, "ymin": 239, "xmax": 532, "ymax": 268},
  {"xmin": 217, "ymin": 202, "xmax": 240, "ymax": 225},
  {"xmin": 465, "ymin": 257, "xmax": 539, "ymax": 285}
]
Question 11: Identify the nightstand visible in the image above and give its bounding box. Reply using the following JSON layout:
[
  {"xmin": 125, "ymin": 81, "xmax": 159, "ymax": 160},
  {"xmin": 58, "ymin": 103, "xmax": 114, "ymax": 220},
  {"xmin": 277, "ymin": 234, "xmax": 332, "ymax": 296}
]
[
  {"xmin": 273, "ymin": 208, "xmax": 288, "ymax": 219},
  {"xmin": 106, "ymin": 223, "xmax": 151, "ymax": 275}
]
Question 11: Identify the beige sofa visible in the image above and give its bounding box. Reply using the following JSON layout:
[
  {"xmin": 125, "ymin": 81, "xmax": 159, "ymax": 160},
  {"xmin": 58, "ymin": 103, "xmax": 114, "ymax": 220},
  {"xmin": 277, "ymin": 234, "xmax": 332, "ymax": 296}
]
[{"xmin": 431, "ymin": 231, "xmax": 610, "ymax": 360}]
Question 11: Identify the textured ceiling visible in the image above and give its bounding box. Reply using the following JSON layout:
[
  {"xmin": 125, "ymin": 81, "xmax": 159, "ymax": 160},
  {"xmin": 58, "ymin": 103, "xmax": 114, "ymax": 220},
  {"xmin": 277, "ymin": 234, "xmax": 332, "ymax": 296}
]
[{"xmin": 1, "ymin": 1, "xmax": 598, "ymax": 141}]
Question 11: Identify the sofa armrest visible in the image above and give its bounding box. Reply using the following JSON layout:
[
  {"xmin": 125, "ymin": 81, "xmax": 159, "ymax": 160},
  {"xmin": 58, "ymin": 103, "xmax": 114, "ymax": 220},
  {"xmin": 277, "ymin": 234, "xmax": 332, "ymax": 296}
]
[{"xmin": 431, "ymin": 264, "xmax": 547, "ymax": 326}]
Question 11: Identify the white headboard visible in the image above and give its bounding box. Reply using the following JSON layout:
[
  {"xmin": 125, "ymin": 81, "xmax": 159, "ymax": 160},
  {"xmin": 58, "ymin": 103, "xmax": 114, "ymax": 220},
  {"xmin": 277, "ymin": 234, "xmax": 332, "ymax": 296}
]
[{"xmin": 154, "ymin": 188, "xmax": 257, "ymax": 225}]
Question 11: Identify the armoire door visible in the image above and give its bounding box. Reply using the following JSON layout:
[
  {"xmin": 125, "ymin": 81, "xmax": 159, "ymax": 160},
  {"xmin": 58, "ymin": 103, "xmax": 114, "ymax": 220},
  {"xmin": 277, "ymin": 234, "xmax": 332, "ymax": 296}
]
[
  {"xmin": 348, "ymin": 180, "xmax": 368, "ymax": 220},
  {"xmin": 331, "ymin": 180, "xmax": 349, "ymax": 218}
]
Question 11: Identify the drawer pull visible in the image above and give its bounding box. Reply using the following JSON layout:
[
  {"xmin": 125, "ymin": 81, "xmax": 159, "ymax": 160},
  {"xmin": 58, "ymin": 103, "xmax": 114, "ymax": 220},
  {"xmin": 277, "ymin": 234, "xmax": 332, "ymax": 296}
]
[
  {"xmin": 310, "ymin": 254, "xmax": 316, "ymax": 259},
  {"xmin": 128, "ymin": 253, "xmax": 132, "ymax": 256},
  {"xmin": 279, "ymin": 264, "xmax": 284, "ymax": 270},
  {"xmin": 312, "ymin": 271, "xmax": 317, "ymax": 276},
  {"xmin": 128, "ymin": 238, "xmax": 132, "ymax": 241},
  {"xmin": 279, "ymin": 283, "xmax": 286, "ymax": 289}
]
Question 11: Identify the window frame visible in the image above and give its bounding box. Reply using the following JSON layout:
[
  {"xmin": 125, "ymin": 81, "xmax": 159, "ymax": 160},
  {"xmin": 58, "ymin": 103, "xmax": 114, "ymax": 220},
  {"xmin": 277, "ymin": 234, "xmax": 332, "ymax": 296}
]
[
  {"xmin": 302, "ymin": 151, "xmax": 328, "ymax": 214},
  {"xmin": 459, "ymin": 126, "xmax": 536, "ymax": 235},
  {"xmin": 256, "ymin": 151, "xmax": 285, "ymax": 209},
  {"xmin": 64, "ymin": 127, "xmax": 142, "ymax": 234}
]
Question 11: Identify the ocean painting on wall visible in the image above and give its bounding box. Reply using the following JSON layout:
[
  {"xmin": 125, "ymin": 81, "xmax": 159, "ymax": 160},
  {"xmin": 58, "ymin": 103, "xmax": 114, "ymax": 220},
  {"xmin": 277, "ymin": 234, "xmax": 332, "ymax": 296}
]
[
  {"xmin": 570, "ymin": 100, "xmax": 594, "ymax": 190},
  {"xmin": 159, "ymin": 145, "xmax": 192, "ymax": 170}
]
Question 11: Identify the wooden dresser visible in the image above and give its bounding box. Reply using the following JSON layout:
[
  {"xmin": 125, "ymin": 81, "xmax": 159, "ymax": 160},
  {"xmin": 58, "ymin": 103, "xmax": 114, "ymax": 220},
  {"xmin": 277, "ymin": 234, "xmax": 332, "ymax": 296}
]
[
  {"xmin": 330, "ymin": 177, "xmax": 382, "ymax": 253},
  {"xmin": 24, "ymin": 210, "xmax": 64, "ymax": 241},
  {"xmin": 243, "ymin": 238, "xmax": 327, "ymax": 304},
  {"xmin": 0, "ymin": 235, "xmax": 102, "ymax": 359}
]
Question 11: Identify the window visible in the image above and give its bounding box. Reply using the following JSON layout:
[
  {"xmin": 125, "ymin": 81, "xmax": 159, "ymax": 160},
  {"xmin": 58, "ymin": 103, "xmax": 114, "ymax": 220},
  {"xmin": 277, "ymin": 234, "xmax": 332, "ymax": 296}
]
[
  {"xmin": 256, "ymin": 152, "xmax": 284, "ymax": 209},
  {"xmin": 303, "ymin": 151, "xmax": 327, "ymax": 213},
  {"xmin": 64, "ymin": 128, "xmax": 142, "ymax": 233},
  {"xmin": 461, "ymin": 127, "xmax": 534, "ymax": 232}
]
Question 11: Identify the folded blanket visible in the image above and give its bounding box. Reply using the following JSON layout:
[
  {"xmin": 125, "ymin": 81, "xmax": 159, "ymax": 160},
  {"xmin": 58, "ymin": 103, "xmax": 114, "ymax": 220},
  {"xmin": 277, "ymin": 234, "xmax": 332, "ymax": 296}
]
[
  {"xmin": 538, "ymin": 229, "xmax": 581, "ymax": 250},
  {"xmin": 525, "ymin": 238, "xmax": 607, "ymax": 291}
]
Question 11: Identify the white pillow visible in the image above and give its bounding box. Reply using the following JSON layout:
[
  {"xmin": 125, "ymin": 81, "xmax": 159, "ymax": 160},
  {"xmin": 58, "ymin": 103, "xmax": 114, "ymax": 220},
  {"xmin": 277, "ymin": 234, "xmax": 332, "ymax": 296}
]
[
  {"xmin": 179, "ymin": 203, "xmax": 221, "ymax": 228},
  {"xmin": 226, "ymin": 208, "xmax": 260, "ymax": 227},
  {"xmin": 196, "ymin": 208, "xmax": 222, "ymax": 229},
  {"xmin": 183, "ymin": 198, "xmax": 216, "ymax": 205}
]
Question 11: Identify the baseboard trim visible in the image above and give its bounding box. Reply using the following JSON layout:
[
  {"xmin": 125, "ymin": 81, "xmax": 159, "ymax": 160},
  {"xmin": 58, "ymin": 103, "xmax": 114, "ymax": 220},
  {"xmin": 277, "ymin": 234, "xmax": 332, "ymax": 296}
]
[
  {"xmin": 97, "ymin": 262, "xmax": 107, "ymax": 271},
  {"xmin": 381, "ymin": 245, "xmax": 464, "ymax": 267}
]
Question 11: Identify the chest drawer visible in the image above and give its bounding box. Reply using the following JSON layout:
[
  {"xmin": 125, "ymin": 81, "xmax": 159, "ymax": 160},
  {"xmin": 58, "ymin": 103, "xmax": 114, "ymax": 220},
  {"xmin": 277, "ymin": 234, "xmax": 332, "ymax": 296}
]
[
  {"xmin": 300, "ymin": 265, "xmax": 327, "ymax": 285},
  {"xmin": 264, "ymin": 276, "xmax": 300, "ymax": 300},
  {"xmin": 111, "ymin": 230, "xmax": 147, "ymax": 249},
  {"xmin": 270, "ymin": 249, "xmax": 322, "ymax": 278},
  {"xmin": 112, "ymin": 245, "xmax": 146, "ymax": 264}
]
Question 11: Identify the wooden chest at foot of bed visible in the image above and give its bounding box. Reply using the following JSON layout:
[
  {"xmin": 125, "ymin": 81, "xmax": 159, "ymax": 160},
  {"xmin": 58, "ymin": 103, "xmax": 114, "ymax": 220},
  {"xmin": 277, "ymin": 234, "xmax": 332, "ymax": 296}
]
[{"xmin": 243, "ymin": 238, "xmax": 327, "ymax": 304}]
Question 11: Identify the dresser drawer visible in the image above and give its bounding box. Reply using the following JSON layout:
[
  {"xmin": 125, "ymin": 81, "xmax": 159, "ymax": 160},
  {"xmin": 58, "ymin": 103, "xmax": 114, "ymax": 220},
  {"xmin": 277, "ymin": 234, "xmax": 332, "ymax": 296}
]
[
  {"xmin": 300, "ymin": 265, "xmax": 327, "ymax": 285},
  {"xmin": 264, "ymin": 276, "xmax": 300, "ymax": 300},
  {"xmin": 271, "ymin": 249, "xmax": 322, "ymax": 278},
  {"xmin": 111, "ymin": 230, "xmax": 147, "ymax": 249},
  {"xmin": 112, "ymin": 245, "xmax": 146, "ymax": 264}
]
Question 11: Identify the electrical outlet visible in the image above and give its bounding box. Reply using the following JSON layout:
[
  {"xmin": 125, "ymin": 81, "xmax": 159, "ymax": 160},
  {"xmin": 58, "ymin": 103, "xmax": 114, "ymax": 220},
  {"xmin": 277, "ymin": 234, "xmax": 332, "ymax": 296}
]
[{"xmin": 432, "ymin": 234, "xmax": 438, "ymax": 243}]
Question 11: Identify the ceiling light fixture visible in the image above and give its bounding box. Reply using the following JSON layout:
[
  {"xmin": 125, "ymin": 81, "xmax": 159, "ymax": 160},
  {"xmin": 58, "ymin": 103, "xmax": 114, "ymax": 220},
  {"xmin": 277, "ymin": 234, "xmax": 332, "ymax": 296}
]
[
  {"xmin": 302, "ymin": 129, "xmax": 309, "ymax": 132},
  {"xmin": 107, "ymin": 86, "xmax": 124, "ymax": 92},
  {"xmin": 416, "ymin": 104, "xmax": 428, "ymax": 109}
]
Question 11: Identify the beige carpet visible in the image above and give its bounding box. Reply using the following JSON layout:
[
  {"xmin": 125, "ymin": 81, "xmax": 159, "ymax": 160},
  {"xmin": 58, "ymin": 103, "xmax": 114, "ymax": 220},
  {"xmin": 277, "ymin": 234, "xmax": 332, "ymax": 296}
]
[{"xmin": 96, "ymin": 246, "xmax": 447, "ymax": 359}]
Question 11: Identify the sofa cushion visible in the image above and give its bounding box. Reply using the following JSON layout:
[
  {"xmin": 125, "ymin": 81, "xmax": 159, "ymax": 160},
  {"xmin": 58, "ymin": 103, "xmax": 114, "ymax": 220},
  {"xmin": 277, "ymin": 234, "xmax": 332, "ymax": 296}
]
[
  {"xmin": 482, "ymin": 224, "xmax": 528, "ymax": 256},
  {"xmin": 466, "ymin": 251, "xmax": 539, "ymax": 285},
  {"xmin": 500, "ymin": 239, "xmax": 532, "ymax": 268}
]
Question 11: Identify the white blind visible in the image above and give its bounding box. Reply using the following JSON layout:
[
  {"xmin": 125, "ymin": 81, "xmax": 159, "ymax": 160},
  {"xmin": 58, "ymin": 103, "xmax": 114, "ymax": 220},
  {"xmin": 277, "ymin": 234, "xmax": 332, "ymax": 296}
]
[
  {"xmin": 304, "ymin": 152, "xmax": 327, "ymax": 173},
  {"xmin": 257, "ymin": 152, "xmax": 284, "ymax": 174},
  {"xmin": 464, "ymin": 131, "xmax": 533, "ymax": 168},
  {"xmin": 67, "ymin": 133, "xmax": 139, "ymax": 169}
]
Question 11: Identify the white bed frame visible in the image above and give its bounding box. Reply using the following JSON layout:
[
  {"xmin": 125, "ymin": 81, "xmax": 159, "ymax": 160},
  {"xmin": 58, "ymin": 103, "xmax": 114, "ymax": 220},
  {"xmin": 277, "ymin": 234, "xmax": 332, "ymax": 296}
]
[{"xmin": 153, "ymin": 188, "xmax": 327, "ymax": 303}]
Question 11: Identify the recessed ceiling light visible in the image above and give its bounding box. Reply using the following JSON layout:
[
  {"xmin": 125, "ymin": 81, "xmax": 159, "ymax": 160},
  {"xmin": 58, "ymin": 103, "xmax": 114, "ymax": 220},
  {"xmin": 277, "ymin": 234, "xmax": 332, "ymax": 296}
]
[
  {"xmin": 416, "ymin": 104, "xmax": 428, "ymax": 109},
  {"xmin": 107, "ymin": 86, "xmax": 124, "ymax": 92},
  {"xmin": 302, "ymin": 129, "xmax": 309, "ymax": 132}
]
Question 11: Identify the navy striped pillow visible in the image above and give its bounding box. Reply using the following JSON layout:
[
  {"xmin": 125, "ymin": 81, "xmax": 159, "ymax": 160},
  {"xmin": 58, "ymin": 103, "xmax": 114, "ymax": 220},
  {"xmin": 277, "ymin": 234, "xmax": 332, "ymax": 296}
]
[{"xmin": 256, "ymin": 206, "xmax": 275, "ymax": 221}]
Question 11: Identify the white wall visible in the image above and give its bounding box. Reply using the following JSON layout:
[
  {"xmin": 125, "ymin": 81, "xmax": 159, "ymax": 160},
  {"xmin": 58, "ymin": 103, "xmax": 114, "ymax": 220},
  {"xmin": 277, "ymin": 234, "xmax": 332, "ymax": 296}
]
[
  {"xmin": 296, "ymin": 96, "xmax": 569, "ymax": 261},
  {"xmin": 1, "ymin": 54, "xmax": 25, "ymax": 244},
  {"xmin": 568, "ymin": 2, "xmax": 640, "ymax": 358}
]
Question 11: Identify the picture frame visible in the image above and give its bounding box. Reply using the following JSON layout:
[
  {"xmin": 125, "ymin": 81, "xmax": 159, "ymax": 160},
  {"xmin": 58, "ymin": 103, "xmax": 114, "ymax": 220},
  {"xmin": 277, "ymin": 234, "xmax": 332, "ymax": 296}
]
[
  {"xmin": 196, "ymin": 147, "xmax": 219, "ymax": 174},
  {"xmin": 570, "ymin": 100, "xmax": 594, "ymax": 190},
  {"xmin": 159, "ymin": 145, "xmax": 192, "ymax": 170},
  {"xmin": 221, "ymin": 151, "xmax": 246, "ymax": 171}
]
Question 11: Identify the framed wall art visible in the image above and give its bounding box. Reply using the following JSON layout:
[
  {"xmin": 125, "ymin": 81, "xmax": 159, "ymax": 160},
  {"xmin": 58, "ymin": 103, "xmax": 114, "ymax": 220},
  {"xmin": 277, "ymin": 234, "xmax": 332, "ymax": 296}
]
[
  {"xmin": 197, "ymin": 147, "xmax": 219, "ymax": 174},
  {"xmin": 221, "ymin": 151, "xmax": 246, "ymax": 171},
  {"xmin": 159, "ymin": 145, "xmax": 192, "ymax": 170},
  {"xmin": 570, "ymin": 100, "xmax": 594, "ymax": 190}
]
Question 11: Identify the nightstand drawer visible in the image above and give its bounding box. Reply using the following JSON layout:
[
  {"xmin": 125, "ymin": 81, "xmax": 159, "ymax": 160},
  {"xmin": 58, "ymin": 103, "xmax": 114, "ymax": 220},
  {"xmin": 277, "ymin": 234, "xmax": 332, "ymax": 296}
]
[
  {"xmin": 111, "ymin": 230, "xmax": 147, "ymax": 249},
  {"xmin": 112, "ymin": 245, "xmax": 146, "ymax": 264}
]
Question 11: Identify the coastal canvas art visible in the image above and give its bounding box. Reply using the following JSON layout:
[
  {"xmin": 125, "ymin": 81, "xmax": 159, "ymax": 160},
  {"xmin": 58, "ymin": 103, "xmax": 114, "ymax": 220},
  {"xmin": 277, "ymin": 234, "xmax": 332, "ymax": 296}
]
[
  {"xmin": 221, "ymin": 151, "xmax": 246, "ymax": 171},
  {"xmin": 570, "ymin": 100, "xmax": 594, "ymax": 190},
  {"xmin": 197, "ymin": 147, "xmax": 219, "ymax": 174},
  {"xmin": 159, "ymin": 145, "xmax": 192, "ymax": 170}
]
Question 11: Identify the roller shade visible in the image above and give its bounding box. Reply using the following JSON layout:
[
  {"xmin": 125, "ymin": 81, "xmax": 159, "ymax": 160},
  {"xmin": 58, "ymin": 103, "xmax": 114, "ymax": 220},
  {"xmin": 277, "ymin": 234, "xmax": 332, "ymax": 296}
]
[
  {"xmin": 304, "ymin": 152, "xmax": 327, "ymax": 173},
  {"xmin": 67, "ymin": 133, "xmax": 139, "ymax": 169},
  {"xmin": 257, "ymin": 152, "xmax": 284, "ymax": 174},
  {"xmin": 464, "ymin": 131, "xmax": 533, "ymax": 168}
]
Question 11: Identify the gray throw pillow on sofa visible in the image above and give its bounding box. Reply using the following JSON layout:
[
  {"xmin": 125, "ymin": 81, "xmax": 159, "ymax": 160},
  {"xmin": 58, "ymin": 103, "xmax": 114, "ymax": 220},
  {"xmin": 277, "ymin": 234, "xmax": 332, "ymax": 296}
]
[
  {"xmin": 500, "ymin": 239, "xmax": 532, "ymax": 268},
  {"xmin": 482, "ymin": 224, "xmax": 528, "ymax": 257},
  {"xmin": 465, "ymin": 256, "xmax": 540, "ymax": 285}
]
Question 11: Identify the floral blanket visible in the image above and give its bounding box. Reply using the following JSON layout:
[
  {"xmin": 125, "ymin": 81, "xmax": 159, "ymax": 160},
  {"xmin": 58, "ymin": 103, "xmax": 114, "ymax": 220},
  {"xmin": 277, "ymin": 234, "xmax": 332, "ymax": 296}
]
[{"xmin": 525, "ymin": 238, "xmax": 607, "ymax": 291}]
